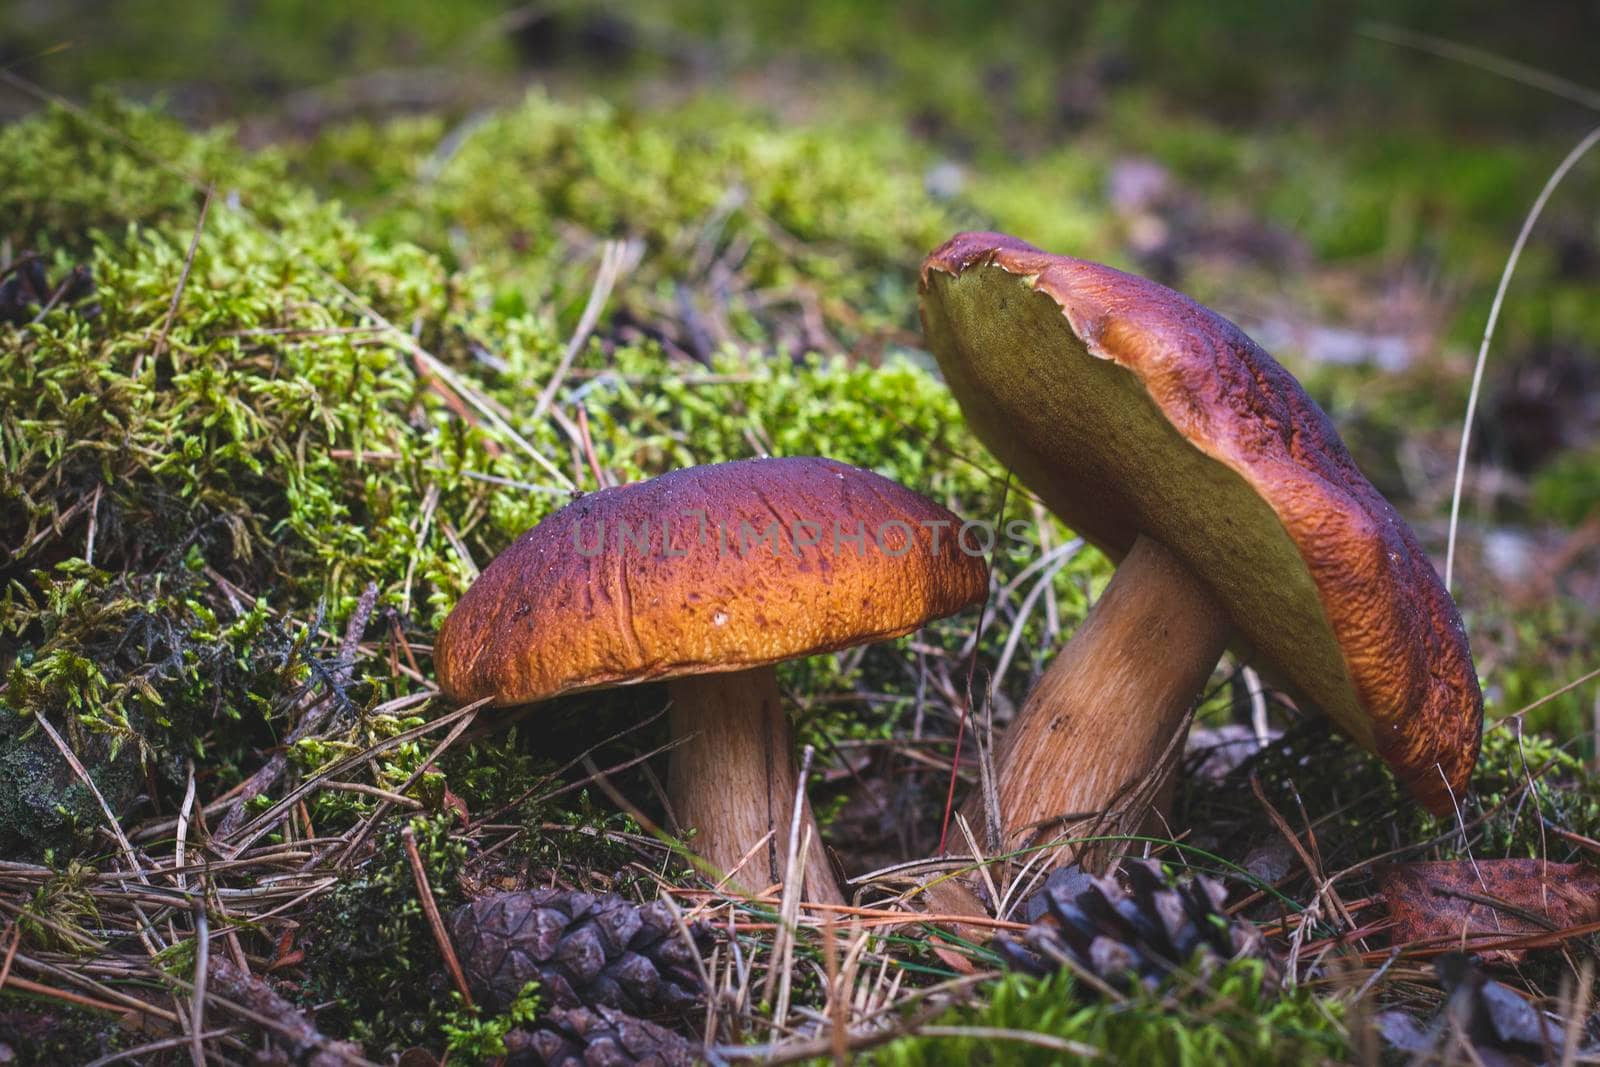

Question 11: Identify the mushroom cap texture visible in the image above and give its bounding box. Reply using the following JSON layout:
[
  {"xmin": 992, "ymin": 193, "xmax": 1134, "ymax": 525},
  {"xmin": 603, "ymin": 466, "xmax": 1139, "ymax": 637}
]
[
  {"xmin": 919, "ymin": 231, "xmax": 1481, "ymax": 813},
  {"xmin": 435, "ymin": 456, "xmax": 989, "ymax": 707}
]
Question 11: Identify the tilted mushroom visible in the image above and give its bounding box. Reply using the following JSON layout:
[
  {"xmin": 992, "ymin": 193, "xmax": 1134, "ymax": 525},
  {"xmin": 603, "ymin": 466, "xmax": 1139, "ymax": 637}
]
[
  {"xmin": 918, "ymin": 232, "xmax": 1482, "ymax": 864},
  {"xmin": 435, "ymin": 456, "xmax": 988, "ymax": 903}
]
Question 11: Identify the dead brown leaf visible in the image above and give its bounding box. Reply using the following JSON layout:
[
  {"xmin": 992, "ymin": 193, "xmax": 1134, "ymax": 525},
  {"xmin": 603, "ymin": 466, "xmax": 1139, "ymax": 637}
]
[{"xmin": 1379, "ymin": 858, "xmax": 1600, "ymax": 962}]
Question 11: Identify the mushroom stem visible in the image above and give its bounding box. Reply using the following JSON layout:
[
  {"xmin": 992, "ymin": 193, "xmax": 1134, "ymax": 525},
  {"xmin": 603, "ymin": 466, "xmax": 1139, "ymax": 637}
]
[
  {"xmin": 966, "ymin": 534, "xmax": 1230, "ymax": 869},
  {"xmin": 667, "ymin": 668, "xmax": 844, "ymax": 904}
]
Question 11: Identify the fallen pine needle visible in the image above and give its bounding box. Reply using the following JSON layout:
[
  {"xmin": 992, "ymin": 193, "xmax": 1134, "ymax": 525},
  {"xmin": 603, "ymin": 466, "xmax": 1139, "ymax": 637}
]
[{"xmin": 403, "ymin": 824, "xmax": 472, "ymax": 1007}]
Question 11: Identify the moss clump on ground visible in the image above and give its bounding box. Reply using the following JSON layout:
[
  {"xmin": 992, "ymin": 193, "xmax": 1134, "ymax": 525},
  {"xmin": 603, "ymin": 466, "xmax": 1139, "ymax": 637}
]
[
  {"xmin": 297, "ymin": 816, "xmax": 465, "ymax": 1052},
  {"xmin": 867, "ymin": 964, "xmax": 1342, "ymax": 1066},
  {"xmin": 1, "ymin": 96, "xmax": 1073, "ymax": 859},
  {"xmin": 299, "ymin": 92, "xmax": 958, "ymax": 351},
  {"xmin": 0, "ymin": 94, "xmax": 285, "ymax": 243},
  {"xmin": 0, "ymin": 90, "xmax": 1104, "ymax": 1058}
]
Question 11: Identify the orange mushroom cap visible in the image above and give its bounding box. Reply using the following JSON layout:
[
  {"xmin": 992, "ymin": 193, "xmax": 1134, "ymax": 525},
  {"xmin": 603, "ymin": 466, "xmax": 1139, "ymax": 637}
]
[
  {"xmin": 919, "ymin": 232, "xmax": 1482, "ymax": 813},
  {"xmin": 436, "ymin": 456, "xmax": 989, "ymax": 705}
]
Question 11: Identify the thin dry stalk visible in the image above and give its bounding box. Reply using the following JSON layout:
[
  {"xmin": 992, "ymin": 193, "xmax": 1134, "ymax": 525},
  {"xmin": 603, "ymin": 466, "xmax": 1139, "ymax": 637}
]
[
  {"xmin": 0, "ymin": 972, "xmax": 142, "ymax": 1022},
  {"xmin": 916, "ymin": 1027, "xmax": 1103, "ymax": 1056},
  {"xmin": 1491, "ymin": 664, "xmax": 1600, "ymax": 733},
  {"xmin": 532, "ymin": 238, "xmax": 636, "ymax": 420},
  {"xmin": 1558, "ymin": 960, "xmax": 1593, "ymax": 1066},
  {"xmin": 1250, "ymin": 774, "xmax": 1358, "ymax": 933},
  {"xmin": 189, "ymin": 901, "xmax": 209, "ymax": 1067},
  {"xmin": 228, "ymin": 701, "xmax": 480, "ymax": 855},
  {"xmin": 84, "ymin": 482, "xmax": 102, "ymax": 565},
  {"xmin": 142, "ymin": 185, "xmax": 213, "ymax": 378},
  {"xmin": 7, "ymin": 952, "xmax": 181, "ymax": 1025},
  {"xmin": 702, "ymin": 832, "xmax": 778, "ymax": 907},
  {"xmin": 1444, "ymin": 123, "xmax": 1600, "ymax": 587},
  {"xmin": 83, "ymin": 1030, "xmax": 238, "ymax": 1067},
  {"xmin": 402, "ymin": 825, "xmax": 472, "ymax": 1007},
  {"xmin": 988, "ymin": 546, "xmax": 1078, "ymax": 695},
  {"xmin": 821, "ymin": 910, "xmax": 847, "ymax": 1066},
  {"xmin": 401, "ymin": 484, "xmax": 441, "ymax": 617},
  {"xmin": 765, "ymin": 744, "xmax": 820, "ymax": 1039},
  {"xmin": 31, "ymin": 713, "xmax": 149, "ymax": 891},
  {"xmin": 1360, "ymin": 23, "xmax": 1600, "ymax": 111},
  {"xmin": 0, "ymin": 922, "xmax": 20, "ymax": 994},
  {"xmin": 573, "ymin": 402, "xmax": 609, "ymax": 488},
  {"xmin": 217, "ymin": 584, "xmax": 380, "ymax": 840},
  {"xmin": 175, "ymin": 763, "xmax": 197, "ymax": 895},
  {"xmin": 953, "ymin": 813, "xmax": 1000, "ymax": 912},
  {"xmin": 332, "ymin": 698, "xmax": 484, "ymax": 865}
]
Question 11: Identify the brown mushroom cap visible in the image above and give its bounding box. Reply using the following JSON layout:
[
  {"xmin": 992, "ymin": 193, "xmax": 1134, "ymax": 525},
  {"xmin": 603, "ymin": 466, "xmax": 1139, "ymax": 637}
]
[
  {"xmin": 436, "ymin": 456, "xmax": 989, "ymax": 705},
  {"xmin": 919, "ymin": 232, "xmax": 1482, "ymax": 812}
]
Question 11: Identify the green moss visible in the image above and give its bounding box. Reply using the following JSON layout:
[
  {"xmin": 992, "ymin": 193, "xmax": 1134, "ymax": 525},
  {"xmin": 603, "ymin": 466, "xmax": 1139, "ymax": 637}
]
[
  {"xmin": 1531, "ymin": 445, "xmax": 1600, "ymax": 526},
  {"xmin": 20, "ymin": 857, "xmax": 103, "ymax": 953},
  {"xmin": 297, "ymin": 93, "xmax": 956, "ymax": 348},
  {"xmin": 866, "ymin": 964, "xmax": 1343, "ymax": 1066},
  {"xmin": 2, "ymin": 96, "xmax": 1051, "ymax": 866},
  {"xmin": 441, "ymin": 981, "xmax": 544, "ymax": 1065},
  {"xmin": 0, "ymin": 95, "xmax": 279, "ymax": 247},
  {"xmin": 298, "ymin": 815, "xmax": 467, "ymax": 1054},
  {"xmin": 1469, "ymin": 725, "xmax": 1600, "ymax": 856},
  {"xmin": 0, "ymin": 103, "xmax": 526, "ymax": 833},
  {"xmin": 1477, "ymin": 599, "xmax": 1600, "ymax": 741},
  {"xmin": 1261, "ymin": 132, "xmax": 1538, "ymax": 264},
  {"xmin": 962, "ymin": 149, "xmax": 1115, "ymax": 265}
]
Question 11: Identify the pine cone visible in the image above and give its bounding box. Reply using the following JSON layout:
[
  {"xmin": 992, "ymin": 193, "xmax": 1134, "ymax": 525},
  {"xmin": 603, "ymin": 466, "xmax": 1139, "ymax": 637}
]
[
  {"xmin": 503, "ymin": 1006, "xmax": 697, "ymax": 1067},
  {"xmin": 450, "ymin": 890, "xmax": 709, "ymax": 1015},
  {"xmin": 997, "ymin": 859, "xmax": 1277, "ymax": 993},
  {"xmin": 1378, "ymin": 954, "xmax": 1576, "ymax": 1066}
]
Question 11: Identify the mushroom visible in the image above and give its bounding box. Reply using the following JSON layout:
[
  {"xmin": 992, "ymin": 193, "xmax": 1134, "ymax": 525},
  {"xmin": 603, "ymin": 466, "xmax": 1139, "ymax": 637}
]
[
  {"xmin": 917, "ymin": 232, "xmax": 1482, "ymax": 865},
  {"xmin": 434, "ymin": 456, "xmax": 988, "ymax": 903}
]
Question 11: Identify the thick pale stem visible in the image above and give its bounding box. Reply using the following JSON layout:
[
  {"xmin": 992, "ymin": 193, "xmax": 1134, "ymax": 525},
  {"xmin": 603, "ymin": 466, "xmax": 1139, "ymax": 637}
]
[
  {"xmin": 967, "ymin": 534, "xmax": 1230, "ymax": 869},
  {"xmin": 668, "ymin": 668, "xmax": 844, "ymax": 904}
]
